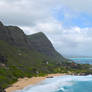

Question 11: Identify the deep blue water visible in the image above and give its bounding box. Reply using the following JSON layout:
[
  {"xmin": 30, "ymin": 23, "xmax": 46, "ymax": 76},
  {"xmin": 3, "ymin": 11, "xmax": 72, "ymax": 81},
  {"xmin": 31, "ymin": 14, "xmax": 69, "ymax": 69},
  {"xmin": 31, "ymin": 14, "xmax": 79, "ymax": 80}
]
[
  {"xmin": 70, "ymin": 58, "xmax": 92, "ymax": 64},
  {"xmin": 15, "ymin": 75, "xmax": 92, "ymax": 92}
]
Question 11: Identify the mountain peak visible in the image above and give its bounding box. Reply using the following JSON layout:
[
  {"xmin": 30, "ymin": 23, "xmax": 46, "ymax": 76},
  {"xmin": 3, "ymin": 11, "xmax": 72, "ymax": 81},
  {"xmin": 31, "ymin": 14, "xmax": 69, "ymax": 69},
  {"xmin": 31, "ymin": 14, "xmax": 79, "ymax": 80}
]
[
  {"xmin": 30, "ymin": 32, "xmax": 46, "ymax": 37},
  {"xmin": 27, "ymin": 32, "xmax": 66, "ymax": 62},
  {"xmin": 36, "ymin": 32, "xmax": 45, "ymax": 35}
]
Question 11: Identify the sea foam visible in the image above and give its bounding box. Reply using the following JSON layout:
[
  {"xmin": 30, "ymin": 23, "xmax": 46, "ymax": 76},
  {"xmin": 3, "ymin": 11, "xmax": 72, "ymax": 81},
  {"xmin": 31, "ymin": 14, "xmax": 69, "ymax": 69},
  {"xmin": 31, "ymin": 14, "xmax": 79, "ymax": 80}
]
[{"xmin": 15, "ymin": 75, "xmax": 92, "ymax": 92}]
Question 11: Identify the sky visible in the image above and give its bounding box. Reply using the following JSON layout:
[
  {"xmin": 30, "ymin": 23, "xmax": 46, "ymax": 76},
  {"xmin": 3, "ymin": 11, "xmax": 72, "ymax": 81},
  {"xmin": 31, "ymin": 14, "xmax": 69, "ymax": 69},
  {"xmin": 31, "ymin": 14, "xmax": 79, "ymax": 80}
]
[{"xmin": 0, "ymin": 0, "xmax": 92, "ymax": 56}]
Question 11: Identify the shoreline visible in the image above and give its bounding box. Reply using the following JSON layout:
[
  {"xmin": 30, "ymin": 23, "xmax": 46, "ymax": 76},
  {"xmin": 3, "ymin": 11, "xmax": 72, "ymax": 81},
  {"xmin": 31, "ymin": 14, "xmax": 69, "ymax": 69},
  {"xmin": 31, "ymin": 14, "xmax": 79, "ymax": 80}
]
[{"xmin": 5, "ymin": 73, "xmax": 65, "ymax": 92}]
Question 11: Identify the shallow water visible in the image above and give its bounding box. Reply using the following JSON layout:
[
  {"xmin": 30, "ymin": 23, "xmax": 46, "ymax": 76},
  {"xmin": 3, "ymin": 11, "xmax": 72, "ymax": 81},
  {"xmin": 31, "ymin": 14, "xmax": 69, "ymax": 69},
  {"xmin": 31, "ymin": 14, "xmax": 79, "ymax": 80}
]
[{"xmin": 15, "ymin": 75, "xmax": 92, "ymax": 92}]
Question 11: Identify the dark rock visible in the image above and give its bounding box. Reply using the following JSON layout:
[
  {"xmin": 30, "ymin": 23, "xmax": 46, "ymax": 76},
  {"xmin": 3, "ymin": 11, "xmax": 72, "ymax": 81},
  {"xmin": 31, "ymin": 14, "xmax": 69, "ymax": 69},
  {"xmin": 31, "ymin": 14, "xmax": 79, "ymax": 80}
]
[
  {"xmin": 0, "ymin": 54, "xmax": 7, "ymax": 65},
  {"xmin": 46, "ymin": 76, "xmax": 53, "ymax": 78}
]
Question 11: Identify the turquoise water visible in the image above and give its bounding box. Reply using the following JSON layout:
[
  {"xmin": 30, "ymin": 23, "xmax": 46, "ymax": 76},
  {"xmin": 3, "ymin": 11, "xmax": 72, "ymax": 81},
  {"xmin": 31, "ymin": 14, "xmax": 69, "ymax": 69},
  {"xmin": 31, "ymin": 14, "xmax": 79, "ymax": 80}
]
[
  {"xmin": 15, "ymin": 75, "xmax": 92, "ymax": 92},
  {"xmin": 70, "ymin": 58, "xmax": 92, "ymax": 64}
]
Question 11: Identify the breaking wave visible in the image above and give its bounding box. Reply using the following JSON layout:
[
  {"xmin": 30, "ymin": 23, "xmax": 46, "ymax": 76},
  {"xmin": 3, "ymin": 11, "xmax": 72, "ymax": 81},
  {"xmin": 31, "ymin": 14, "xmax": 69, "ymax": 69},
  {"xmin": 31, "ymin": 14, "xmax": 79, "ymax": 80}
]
[{"xmin": 15, "ymin": 75, "xmax": 92, "ymax": 92}]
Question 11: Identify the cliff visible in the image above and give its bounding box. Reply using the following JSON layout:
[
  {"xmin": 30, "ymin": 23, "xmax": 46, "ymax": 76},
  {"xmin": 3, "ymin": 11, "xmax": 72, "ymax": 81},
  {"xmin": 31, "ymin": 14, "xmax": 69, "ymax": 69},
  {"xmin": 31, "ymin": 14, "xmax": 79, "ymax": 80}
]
[{"xmin": 27, "ymin": 32, "xmax": 67, "ymax": 63}]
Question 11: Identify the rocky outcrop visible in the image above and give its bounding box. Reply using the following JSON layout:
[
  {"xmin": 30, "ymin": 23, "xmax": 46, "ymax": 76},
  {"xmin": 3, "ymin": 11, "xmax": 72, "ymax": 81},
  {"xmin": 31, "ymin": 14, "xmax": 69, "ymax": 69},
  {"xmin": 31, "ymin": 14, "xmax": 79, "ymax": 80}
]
[{"xmin": 0, "ymin": 53, "xmax": 7, "ymax": 65}]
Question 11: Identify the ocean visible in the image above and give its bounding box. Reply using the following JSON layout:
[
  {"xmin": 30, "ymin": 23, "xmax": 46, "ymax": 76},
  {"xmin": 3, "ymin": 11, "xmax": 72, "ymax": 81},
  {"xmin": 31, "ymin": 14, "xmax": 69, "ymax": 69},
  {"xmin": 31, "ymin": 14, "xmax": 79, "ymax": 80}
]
[
  {"xmin": 70, "ymin": 58, "xmax": 92, "ymax": 64},
  {"xmin": 15, "ymin": 58, "xmax": 92, "ymax": 92},
  {"xmin": 15, "ymin": 75, "xmax": 92, "ymax": 92}
]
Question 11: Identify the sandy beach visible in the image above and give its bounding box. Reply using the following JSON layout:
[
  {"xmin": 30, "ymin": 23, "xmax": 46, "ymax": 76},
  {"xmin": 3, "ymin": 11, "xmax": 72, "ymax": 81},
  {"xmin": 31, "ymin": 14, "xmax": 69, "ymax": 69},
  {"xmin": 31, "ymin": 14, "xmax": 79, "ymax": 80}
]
[{"xmin": 5, "ymin": 73, "xmax": 65, "ymax": 92}]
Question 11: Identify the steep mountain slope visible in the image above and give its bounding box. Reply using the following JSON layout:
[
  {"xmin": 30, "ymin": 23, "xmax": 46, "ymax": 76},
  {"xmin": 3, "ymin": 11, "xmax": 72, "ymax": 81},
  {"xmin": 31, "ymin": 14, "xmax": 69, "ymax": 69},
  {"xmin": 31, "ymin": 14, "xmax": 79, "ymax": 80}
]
[{"xmin": 27, "ymin": 32, "xmax": 67, "ymax": 63}]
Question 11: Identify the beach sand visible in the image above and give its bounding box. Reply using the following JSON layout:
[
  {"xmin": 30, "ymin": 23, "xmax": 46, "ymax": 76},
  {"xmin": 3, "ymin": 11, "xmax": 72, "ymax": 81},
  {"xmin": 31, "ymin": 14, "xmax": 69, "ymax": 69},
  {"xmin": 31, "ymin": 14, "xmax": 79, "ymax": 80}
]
[{"xmin": 5, "ymin": 73, "xmax": 65, "ymax": 92}]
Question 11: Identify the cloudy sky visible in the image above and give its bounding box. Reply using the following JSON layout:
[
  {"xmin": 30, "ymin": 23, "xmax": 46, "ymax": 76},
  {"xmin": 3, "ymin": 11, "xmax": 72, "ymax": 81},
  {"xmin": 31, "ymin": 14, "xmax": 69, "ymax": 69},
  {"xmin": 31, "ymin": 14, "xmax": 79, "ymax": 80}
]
[{"xmin": 0, "ymin": 0, "xmax": 92, "ymax": 56}]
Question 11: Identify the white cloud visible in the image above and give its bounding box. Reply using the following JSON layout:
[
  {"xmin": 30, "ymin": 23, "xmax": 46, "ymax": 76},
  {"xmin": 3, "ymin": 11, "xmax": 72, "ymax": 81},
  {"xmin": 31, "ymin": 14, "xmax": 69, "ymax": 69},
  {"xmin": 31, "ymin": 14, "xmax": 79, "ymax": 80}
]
[
  {"xmin": 60, "ymin": 0, "xmax": 92, "ymax": 14},
  {"xmin": 0, "ymin": 0, "xmax": 62, "ymax": 26}
]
